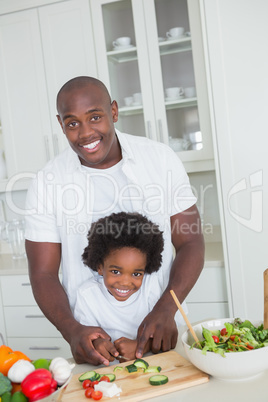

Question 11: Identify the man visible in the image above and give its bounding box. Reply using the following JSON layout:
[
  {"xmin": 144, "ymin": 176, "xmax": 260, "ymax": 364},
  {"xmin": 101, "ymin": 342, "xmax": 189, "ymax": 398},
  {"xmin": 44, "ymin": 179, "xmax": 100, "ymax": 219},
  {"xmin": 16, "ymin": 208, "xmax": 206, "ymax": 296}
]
[{"xmin": 25, "ymin": 76, "xmax": 204, "ymax": 366}]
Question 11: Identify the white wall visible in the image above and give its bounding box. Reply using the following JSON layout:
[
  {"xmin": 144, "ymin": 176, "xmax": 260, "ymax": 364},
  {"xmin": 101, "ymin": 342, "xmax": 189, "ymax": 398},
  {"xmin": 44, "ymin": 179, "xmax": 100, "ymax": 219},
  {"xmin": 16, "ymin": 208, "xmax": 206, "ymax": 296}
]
[{"xmin": 203, "ymin": 0, "xmax": 268, "ymax": 319}]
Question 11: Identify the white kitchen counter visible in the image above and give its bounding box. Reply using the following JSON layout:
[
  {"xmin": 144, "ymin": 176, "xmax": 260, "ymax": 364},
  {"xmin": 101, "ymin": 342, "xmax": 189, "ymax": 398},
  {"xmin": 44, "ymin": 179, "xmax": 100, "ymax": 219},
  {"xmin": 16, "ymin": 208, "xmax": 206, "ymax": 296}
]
[
  {"xmin": 0, "ymin": 253, "xmax": 28, "ymax": 275},
  {"xmin": 0, "ymin": 241, "xmax": 224, "ymax": 275},
  {"xmin": 68, "ymin": 324, "xmax": 268, "ymax": 402}
]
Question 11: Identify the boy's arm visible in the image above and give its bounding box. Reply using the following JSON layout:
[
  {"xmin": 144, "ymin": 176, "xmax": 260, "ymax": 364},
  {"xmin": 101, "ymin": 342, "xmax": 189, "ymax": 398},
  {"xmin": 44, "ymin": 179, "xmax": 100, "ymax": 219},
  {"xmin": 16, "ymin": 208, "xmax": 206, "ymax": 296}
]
[
  {"xmin": 26, "ymin": 240, "xmax": 112, "ymax": 365},
  {"xmin": 136, "ymin": 205, "xmax": 204, "ymax": 357}
]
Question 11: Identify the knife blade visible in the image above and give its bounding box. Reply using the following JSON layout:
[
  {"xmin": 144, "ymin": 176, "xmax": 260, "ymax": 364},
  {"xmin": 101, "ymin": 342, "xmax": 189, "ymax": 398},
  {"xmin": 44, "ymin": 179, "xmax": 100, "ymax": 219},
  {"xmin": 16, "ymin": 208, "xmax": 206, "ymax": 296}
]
[{"xmin": 116, "ymin": 354, "xmax": 131, "ymax": 361}]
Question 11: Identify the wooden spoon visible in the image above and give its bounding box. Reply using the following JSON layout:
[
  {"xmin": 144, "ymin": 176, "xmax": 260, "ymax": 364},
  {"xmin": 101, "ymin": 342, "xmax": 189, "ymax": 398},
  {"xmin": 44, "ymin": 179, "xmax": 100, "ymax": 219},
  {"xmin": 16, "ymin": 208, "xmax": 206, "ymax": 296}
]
[
  {"xmin": 264, "ymin": 269, "xmax": 268, "ymax": 329},
  {"xmin": 170, "ymin": 290, "xmax": 201, "ymax": 346}
]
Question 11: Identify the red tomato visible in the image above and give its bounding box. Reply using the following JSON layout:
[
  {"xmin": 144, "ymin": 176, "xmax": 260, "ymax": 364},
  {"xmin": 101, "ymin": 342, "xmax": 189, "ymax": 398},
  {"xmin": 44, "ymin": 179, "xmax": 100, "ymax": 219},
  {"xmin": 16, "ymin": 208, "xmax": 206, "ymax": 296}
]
[
  {"xmin": 230, "ymin": 335, "xmax": 236, "ymax": 341},
  {"xmin": 85, "ymin": 387, "xmax": 93, "ymax": 398},
  {"xmin": 83, "ymin": 380, "xmax": 92, "ymax": 389},
  {"xmin": 247, "ymin": 344, "xmax": 254, "ymax": 350},
  {"xmin": 92, "ymin": 390, "xmax": 103, "ymax": 400},
  {"xmin": 220, "ymin": 328, "xmax": 227, "ymax": 336},
  {"xmin": 212, "ymin": 335, "xmax": 219, "ymax": 343},
  {"xmin": 100, "ymin": 376, "xmax": 110, "ymax": 382},
  {"xmin": 91, "ymin": 380, "xmax": 99, "ymax": 388}
]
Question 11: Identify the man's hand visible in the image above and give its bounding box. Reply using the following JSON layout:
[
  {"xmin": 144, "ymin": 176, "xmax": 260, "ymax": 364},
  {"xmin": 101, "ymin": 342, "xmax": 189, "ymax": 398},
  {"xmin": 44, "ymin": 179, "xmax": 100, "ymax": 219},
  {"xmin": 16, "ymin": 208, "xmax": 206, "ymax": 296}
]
[
  {"xmin": 136, "ymin": 303, "xmax": 178, "ymax": 358},
  {"xmin": 68, "ymin": 323, "xmax": 115, "ymax": 366},
  {"xmin": 114, "ymin": 337, "xmax": 137, "ymax": 361}
]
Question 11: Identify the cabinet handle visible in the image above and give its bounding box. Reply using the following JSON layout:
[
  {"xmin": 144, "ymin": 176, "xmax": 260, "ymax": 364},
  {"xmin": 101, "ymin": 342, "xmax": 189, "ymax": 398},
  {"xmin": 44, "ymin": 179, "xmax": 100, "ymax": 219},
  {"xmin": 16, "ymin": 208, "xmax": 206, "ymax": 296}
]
[
  {"xmin": 21, "ymin": 283, "xmax": 31, "ymax": 286},
  {"xmin": 29, "ymin": 346, "xmax": 60, "ymax": 350},
  {"xmin": 158, "ymin": 119, "xmax": 164, "ymax": 143},
  {"xmin": 44, "ymin": 135, "xmax": 50, "ymax": 161},
  {"xmin": 146, "ymin": 121, "xmax": 152, "ymax": 139},
  {"xmin": 25, "ymin": 315, "xmax": 45, "ymax": 319},
  {"xmin": 53, "ymin": 134, "xmax": 59, "ymax": 155}
]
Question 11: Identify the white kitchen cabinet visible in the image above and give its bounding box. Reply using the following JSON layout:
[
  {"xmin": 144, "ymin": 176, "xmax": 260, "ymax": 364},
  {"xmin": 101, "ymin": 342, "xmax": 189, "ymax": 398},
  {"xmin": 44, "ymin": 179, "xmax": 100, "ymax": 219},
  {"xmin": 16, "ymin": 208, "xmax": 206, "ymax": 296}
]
[
  {"xmin": 185, "ymin": 265, "xmax": 229, "ymax": 322},
  {"xmin": 0, "ymin": 0, "xmax": 97, "ymax": 190},
  {"xmin": 91, "ymin": 0, "xmax": 214, "ymax": 172},
  {"xmin": 0, "ymin": 275, "xmax": 71, "ymax": 359}
]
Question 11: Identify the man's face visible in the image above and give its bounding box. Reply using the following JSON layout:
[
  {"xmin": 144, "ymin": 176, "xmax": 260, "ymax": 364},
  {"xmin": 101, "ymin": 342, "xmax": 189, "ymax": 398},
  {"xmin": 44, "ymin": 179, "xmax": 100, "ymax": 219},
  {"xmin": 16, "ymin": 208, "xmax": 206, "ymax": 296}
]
[{"xmin": 57, "ymin": 84, "xmax": 120, "ymax": 169}]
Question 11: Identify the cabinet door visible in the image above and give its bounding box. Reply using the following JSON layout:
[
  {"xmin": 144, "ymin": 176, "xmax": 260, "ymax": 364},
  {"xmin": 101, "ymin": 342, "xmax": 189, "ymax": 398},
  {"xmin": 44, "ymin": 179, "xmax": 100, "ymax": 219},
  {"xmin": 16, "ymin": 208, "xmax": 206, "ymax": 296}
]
[
  {"xmin": 91, "ymin": 0, "xmax": 158, "ymax": 141},
  {"xmin": 38, "ymin": 0, "xmax": 98, "ymax": 155},
  {"xmin": 142, "ymin": 0, "xmax": 214, "ymax": 167},
  {"xmin": 91, "ymin": 0, "xmax": 214, "ymax": 171},
  {"xmin": 0, "ymin": 9, "xmax": 52, "ymax": 178}
]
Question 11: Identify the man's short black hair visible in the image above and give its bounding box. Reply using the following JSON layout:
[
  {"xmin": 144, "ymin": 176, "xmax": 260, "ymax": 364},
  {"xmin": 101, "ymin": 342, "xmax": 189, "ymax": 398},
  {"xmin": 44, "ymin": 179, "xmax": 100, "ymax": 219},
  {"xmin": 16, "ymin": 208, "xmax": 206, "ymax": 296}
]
[{"xmin": 82, "ymin": 212, "xmax": 164, "ymax": 274}]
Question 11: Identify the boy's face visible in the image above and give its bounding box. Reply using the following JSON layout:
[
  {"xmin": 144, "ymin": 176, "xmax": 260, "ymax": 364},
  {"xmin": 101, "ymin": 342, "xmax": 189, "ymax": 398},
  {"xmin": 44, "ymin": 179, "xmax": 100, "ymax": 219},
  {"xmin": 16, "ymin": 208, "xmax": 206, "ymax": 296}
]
[
  {"xmin": 57, "ymin": 83, "xmax": 121, "ymax": 169},
  {"xmin": 98, "ymin": 247, "xmax": 146, "ymax": 302}
]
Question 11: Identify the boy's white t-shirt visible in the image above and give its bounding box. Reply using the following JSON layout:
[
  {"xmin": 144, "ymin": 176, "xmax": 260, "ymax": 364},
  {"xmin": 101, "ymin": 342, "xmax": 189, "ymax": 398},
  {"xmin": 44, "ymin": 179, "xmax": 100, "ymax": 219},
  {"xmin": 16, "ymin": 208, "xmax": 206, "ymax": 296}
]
[{"xmin": 74, "ymin": 273, "xmax": 187, "ymax": 342}]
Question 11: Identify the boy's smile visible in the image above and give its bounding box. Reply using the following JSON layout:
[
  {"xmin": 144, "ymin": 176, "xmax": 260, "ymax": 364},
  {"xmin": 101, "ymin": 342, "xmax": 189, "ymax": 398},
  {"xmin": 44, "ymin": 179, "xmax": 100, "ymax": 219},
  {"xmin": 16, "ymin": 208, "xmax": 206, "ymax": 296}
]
[{"xmin": 98, "ymin": 247, "xmax": 147, "ymax": 302}]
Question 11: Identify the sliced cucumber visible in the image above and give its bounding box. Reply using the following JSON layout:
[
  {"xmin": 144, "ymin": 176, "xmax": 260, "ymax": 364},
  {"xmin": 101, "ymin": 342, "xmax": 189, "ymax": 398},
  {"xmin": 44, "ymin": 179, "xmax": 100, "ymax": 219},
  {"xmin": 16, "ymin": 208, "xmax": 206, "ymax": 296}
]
[
  {"xmin": 125, "ymin": 363, "xmax": 138, "ymax": 373},
  {"xmin": 113, "ymin": 366, "xmax": 124, "ymax": 373},
  {"xmin": 100, "ymin": 373, "xmax": 116, "ymax": 382},
  {"xmin": 133, "ymin": 358, "xmax": 149, "ymax": 370},
  {"xmin": 144, "ymin": 366, "xmax": 162, "ymax": 373},
  {"xmin": 95, "ymin": 373, "xmax": 101, "ymax": 381},
  {"xmin": 78, "ymin": 370, "xmax": 98, "ymax": 382},
  {"xmin": 149, "ymin": 375, "xmax": 169, "ymax": 386}
]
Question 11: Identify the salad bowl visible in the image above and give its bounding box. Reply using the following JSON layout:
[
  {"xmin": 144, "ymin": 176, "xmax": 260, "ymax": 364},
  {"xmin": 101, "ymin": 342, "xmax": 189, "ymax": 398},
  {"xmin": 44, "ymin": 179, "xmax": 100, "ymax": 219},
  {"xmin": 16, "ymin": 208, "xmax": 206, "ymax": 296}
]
[{"xmin": 181, "ymin": 318, "xmax": 268, "ymax": 381}]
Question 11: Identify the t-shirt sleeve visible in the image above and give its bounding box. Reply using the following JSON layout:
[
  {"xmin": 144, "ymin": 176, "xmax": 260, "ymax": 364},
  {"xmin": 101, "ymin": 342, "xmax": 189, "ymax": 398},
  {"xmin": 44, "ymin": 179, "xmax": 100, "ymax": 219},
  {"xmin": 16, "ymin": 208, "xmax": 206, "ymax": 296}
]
[
  {"xmin": 24, "ymin": 173, "xmax": 61, "ymax": 243},
  {"xmin": 73, "ymin": 287, "xmax": 99, "ymax": 327}
]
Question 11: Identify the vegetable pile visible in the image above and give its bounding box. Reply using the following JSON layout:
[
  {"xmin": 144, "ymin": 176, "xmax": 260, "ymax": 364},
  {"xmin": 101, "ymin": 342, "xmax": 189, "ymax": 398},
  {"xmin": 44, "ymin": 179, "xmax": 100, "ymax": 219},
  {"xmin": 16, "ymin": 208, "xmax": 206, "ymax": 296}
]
[
  {"xmin": 193, "ymin": 318, "xmax": 268, "ymax": 357},
  {"xmin": 0, "ymin": 345, "xmax": 74, "ymax": 401},
  {"xmin": 79, "ymin": 358, "xmax": 169, "ymax": 400}
]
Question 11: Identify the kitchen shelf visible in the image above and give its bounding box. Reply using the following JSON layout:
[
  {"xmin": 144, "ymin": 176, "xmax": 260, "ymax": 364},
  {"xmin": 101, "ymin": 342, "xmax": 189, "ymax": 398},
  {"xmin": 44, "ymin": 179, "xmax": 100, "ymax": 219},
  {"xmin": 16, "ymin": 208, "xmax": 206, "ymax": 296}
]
[
  {"xmin": 159, "ymin": 36, "xmax": 192, "ymax": 56},
  {"xmin": 165, "ymin": 97, "xmax": 197, "ymax": 110},
  {"xmin": 107, "ymin": 46, "xmax": 137, "ymax": 63},
  {"xmin": 107, "ymin": 37, "xmax": 192, "ymax": 64}
]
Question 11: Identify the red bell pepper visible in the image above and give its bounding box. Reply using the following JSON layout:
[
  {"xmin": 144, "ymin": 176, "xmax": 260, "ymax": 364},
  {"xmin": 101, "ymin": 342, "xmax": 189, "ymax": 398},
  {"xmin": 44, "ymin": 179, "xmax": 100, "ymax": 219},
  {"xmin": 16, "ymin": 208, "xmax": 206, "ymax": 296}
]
[{"xmin": 21, "ymin": 369, "xmax": 57, "ymax": 402}]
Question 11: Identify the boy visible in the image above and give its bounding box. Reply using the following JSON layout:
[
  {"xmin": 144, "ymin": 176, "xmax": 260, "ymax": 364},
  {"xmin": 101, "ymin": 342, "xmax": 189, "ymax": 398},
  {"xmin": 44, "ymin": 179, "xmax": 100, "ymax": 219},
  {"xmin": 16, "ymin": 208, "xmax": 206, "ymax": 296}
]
[{"xmin": 74, "ymin": 211, "xmax": 186, "ymax": 362}]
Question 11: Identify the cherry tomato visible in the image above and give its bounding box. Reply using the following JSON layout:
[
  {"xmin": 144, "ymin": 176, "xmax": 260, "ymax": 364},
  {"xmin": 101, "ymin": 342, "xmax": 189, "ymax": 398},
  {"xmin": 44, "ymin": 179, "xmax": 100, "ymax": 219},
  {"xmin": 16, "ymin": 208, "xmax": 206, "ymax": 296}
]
[
  {"xmin": 220, "ymin": 328, "xmax": 227, "ymax": 336},
  {"xmin": 100, "ymin": 376, "xmax": 110, "ymax": 382},
  {"xmin": 85, "ymin": 387, "xmax": 93, "ymax": 398},
  {"xmin": 212, "ymin": 335, "xmax": 219, "ymax": 343},
  {"xmin": 92, "ymin": 390, "xmax": 103, "ymax": 400},
  {"xmin": 247, "ymin": 344, "xmax": 254, "ymax": 350},
  {"xmin": 83, "ymin": 379, "xmax": 92, "ymax": 389},
  {"xmin": 91, "ymin": 380, "xmax": 99, "ymax": 388},
  {"xmin": 230, "ymin": 335, "xmax": 236, "ymax": 341}
]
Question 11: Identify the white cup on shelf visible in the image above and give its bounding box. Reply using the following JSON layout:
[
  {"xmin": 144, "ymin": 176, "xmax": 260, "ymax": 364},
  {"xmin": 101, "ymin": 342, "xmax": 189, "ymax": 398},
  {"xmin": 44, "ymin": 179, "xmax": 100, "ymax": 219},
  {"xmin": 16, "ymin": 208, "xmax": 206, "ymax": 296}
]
[
  {"xmin": 132, "ymin": 92, "xmax": 143, "ymax": 105},
  {"xmin": 113, "ymin": 36, "xmax": 131, "ymax": 48},
  {"xmin": 165, "ymin": 87, "xmax": 184, "ymax": 99},
  {"xmin": 166, "ymin": 27, "xmax": 184, "ymax": 39},
  {"xmin": 124, "ymin": 96, "xmax": 133, "ymax": 107},
  {"xmin": 184, "ymin": 86, "xmax": 196, "ymax": 98}
]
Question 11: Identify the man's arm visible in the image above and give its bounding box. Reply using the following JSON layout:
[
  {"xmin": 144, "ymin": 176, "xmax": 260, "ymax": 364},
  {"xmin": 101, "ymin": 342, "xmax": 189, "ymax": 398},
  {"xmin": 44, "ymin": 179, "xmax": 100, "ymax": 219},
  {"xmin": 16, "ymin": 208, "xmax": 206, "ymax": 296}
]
[
  {"xmin": 136, "ymin": 204, "xmax": 204, "ymax": 357},
  {"xmin": 26, "ymin": 240, "xmax": 114, "ymax": 365}
]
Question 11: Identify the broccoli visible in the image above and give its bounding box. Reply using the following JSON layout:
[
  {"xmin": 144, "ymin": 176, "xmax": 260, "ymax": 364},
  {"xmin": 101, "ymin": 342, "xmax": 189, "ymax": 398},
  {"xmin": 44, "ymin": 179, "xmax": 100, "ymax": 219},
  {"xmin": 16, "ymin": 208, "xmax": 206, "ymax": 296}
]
[{"xmin": 0, "ymin": 373, "xmax": 12, "ymax": 396}]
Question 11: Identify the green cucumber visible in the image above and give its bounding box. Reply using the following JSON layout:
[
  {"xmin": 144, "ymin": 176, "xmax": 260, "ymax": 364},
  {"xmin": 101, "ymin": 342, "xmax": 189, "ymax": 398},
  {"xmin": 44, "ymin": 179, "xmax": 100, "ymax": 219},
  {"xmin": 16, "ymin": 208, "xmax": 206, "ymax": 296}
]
[
  {"xmin": 125, "ymin": 363, "xmax": 138, "ymax": 373},
  {"xmin": 113, "ymin": 366, "xmax": 124, "ymax": 373},
  {"xmin": 144, "ymin": 366, "xmax": 162, "ymax": 373},
  {"xmin": 78, "ymin": 370, "xmax": 98, "ymax": 382},
  {"xmin": 100, "ymin": 373, "xmax": 116, "ymax": 382},
  {"xmin": 149, "ymin": 375, "xmax": 169, "ymax": 386},
  {"xmin": 133, "ymin": 358, "xmax": 149, "ymax": 370}
]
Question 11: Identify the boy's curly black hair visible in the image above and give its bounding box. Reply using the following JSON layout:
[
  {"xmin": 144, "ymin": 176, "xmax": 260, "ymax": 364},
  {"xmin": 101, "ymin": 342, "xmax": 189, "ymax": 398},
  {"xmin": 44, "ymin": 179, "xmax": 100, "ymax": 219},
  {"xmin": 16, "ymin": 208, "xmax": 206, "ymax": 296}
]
[{"xmin": 82, "ymin": 212, "xmax": 164, "ymax": 274}]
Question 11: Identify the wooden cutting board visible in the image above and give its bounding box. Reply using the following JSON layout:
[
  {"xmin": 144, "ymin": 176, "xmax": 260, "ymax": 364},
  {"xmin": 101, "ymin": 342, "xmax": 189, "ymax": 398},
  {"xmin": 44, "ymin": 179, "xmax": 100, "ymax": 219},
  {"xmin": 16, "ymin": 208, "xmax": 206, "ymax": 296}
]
[{"xmin": 61, "ymin": 350, "xmax": 209, "ymax": 401}]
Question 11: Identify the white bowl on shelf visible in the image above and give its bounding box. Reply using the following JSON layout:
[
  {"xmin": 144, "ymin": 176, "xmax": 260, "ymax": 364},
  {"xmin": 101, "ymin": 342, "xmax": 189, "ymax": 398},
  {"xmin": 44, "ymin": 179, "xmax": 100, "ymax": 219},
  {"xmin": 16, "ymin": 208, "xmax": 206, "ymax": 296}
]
[{"xmin": 181, "ymin": 318, "xmax": 268, "ymax": 381}]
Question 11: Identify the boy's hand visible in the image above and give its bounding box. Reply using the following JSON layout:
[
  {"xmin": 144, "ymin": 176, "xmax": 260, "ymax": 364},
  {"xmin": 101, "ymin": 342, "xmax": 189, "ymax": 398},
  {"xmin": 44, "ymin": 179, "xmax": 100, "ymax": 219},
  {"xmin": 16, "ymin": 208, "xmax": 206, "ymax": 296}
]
[
  {"xmin": 93, "ymin": 338, "xmax": 119, "ymax": 363},
  {"xmin": 114, "ymin": 337, "xmax": 137, "ymax": 361}
]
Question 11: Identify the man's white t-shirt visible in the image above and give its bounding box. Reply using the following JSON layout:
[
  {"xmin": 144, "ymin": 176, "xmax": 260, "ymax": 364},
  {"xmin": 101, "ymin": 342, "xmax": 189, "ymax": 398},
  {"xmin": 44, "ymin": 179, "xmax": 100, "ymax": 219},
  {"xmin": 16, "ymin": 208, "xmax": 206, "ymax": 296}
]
[
  {"xmin": 25, "ymin": 130, "xmax": 197, "ymax": 310},
  {"xmin": 74, "ymin": 273, "xmax": 187, "ymax": 342}
]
